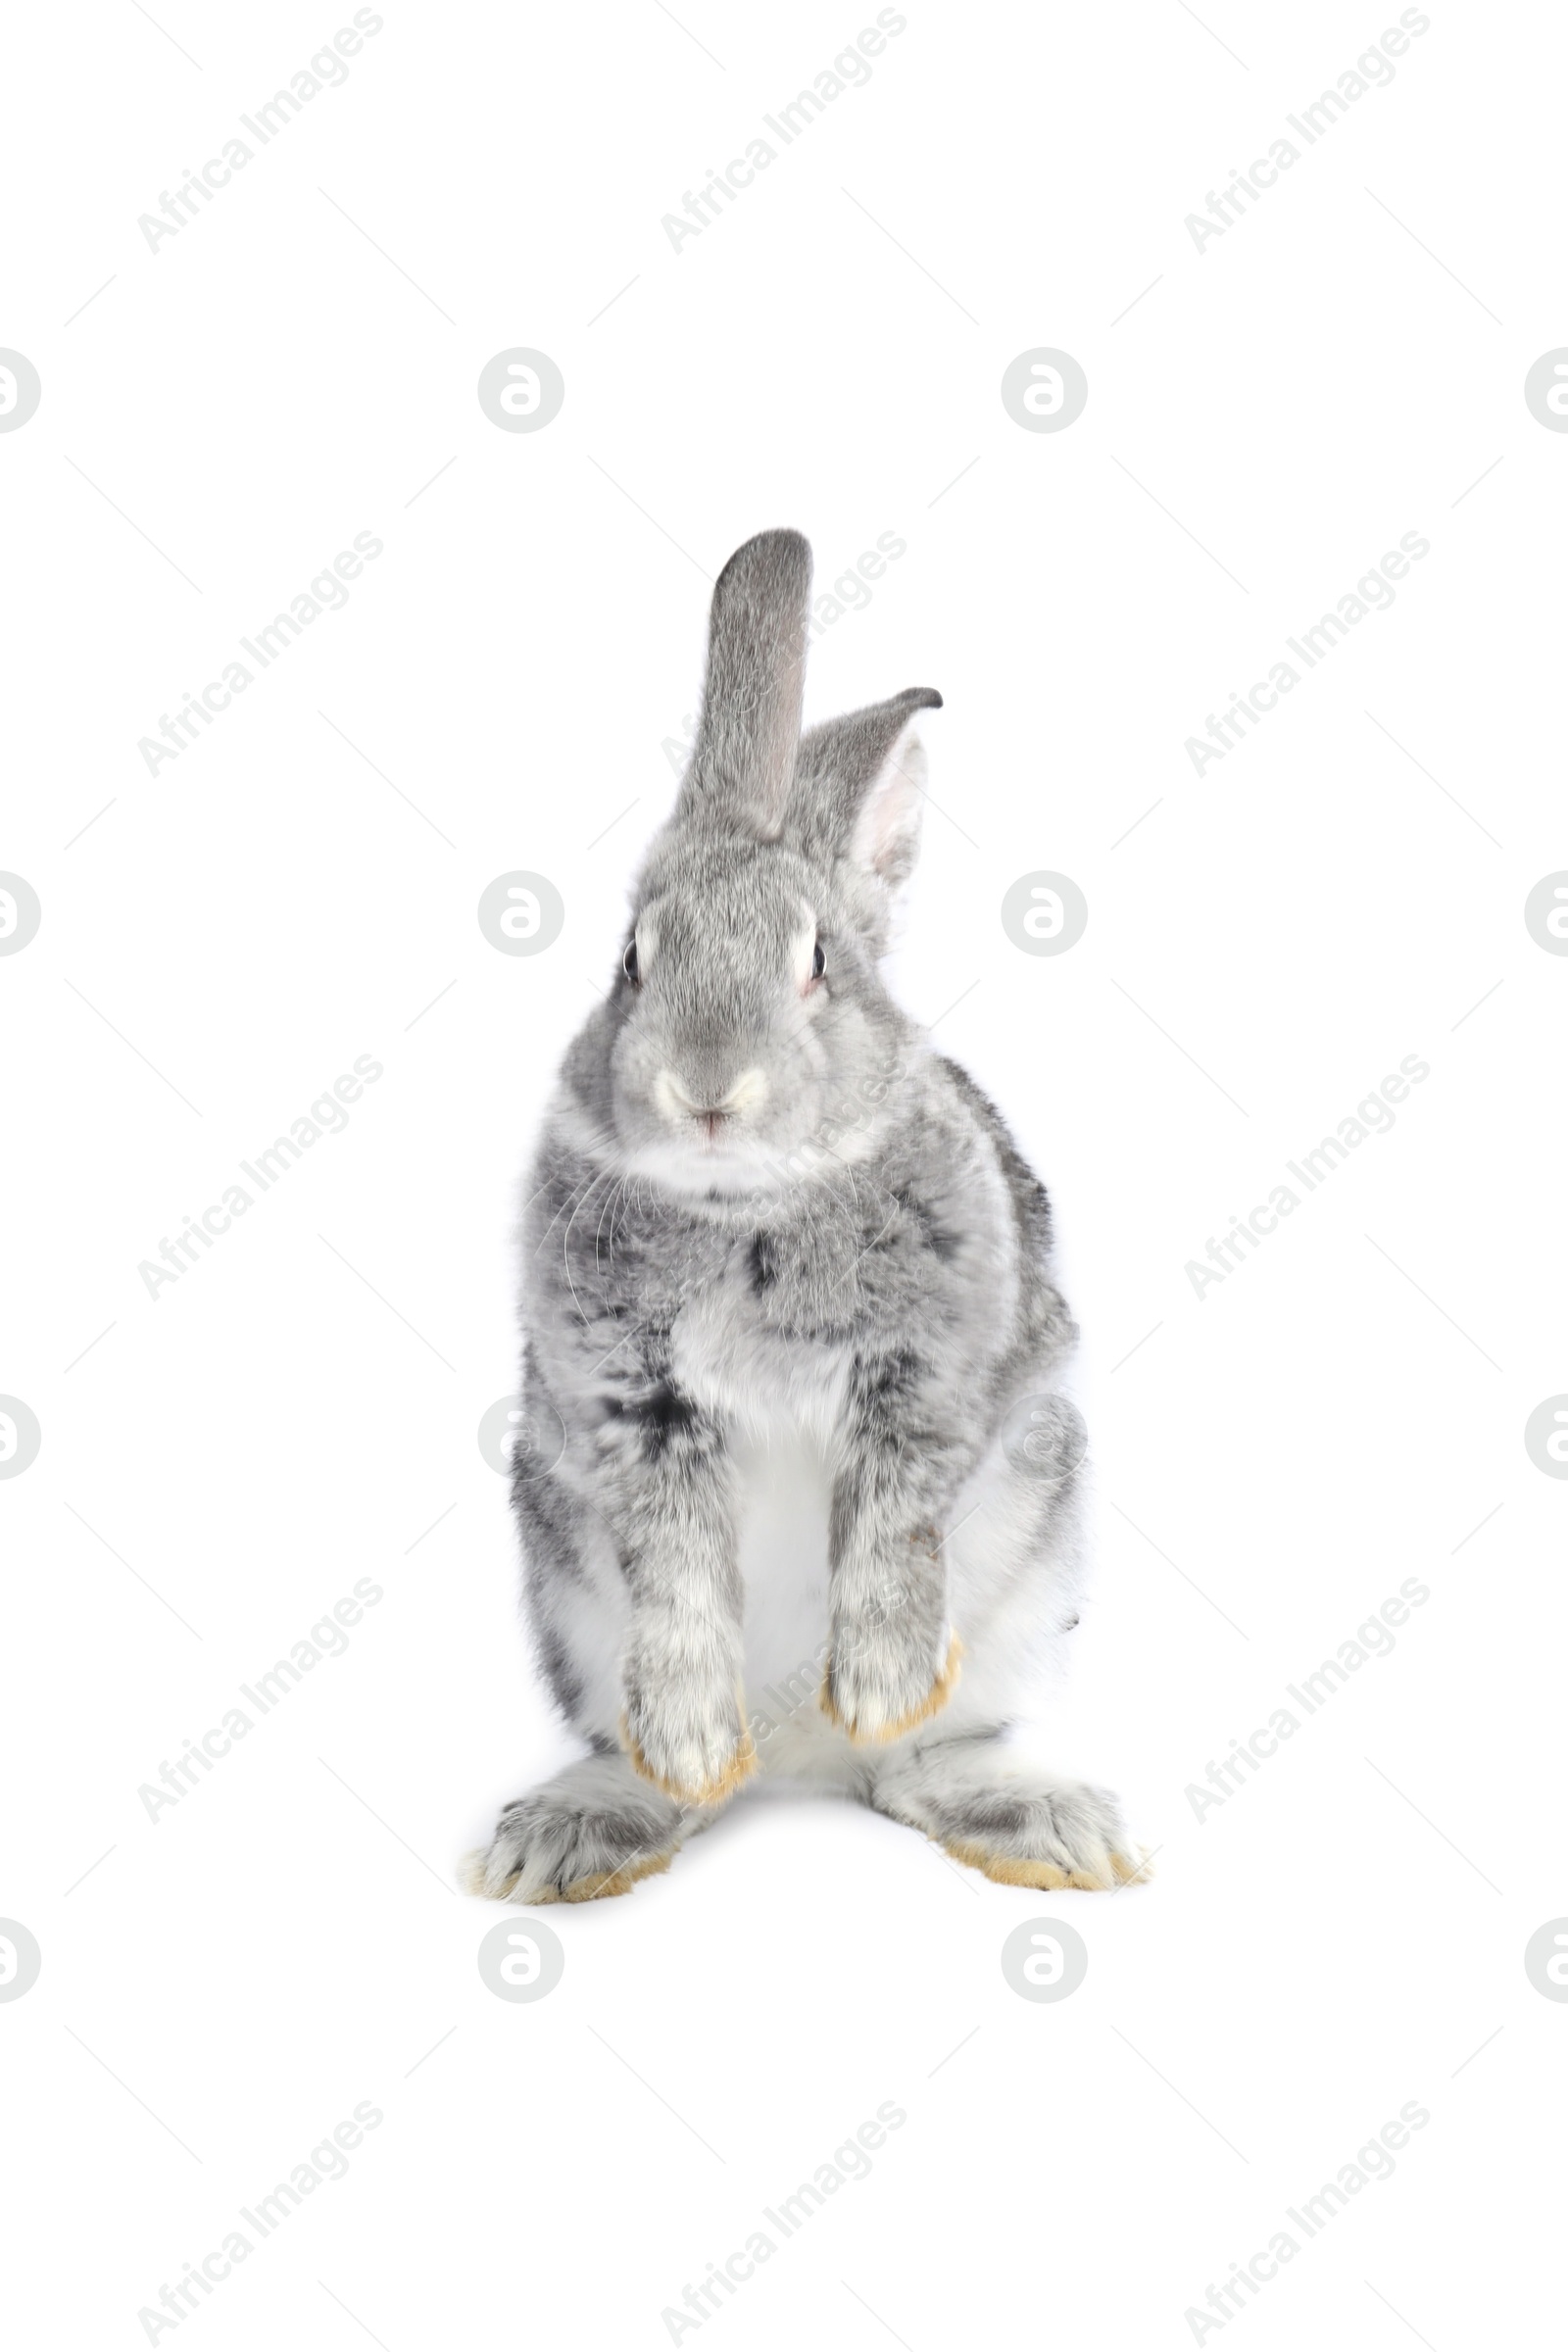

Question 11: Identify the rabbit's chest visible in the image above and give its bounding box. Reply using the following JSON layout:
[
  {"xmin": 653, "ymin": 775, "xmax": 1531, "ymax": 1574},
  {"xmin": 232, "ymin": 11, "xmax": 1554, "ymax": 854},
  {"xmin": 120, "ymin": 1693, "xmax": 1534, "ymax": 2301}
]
[
  {"xmin": 668, "ymin": 1275, "xmax": 856, "ymax": 1446},
  {"xmin": 664, "ymin": 1213, "xmax": 878, "ymax": 1439},
  {"xmin": 663, "ymin": 1265, "xmax": 847, "ymax": 1678}
]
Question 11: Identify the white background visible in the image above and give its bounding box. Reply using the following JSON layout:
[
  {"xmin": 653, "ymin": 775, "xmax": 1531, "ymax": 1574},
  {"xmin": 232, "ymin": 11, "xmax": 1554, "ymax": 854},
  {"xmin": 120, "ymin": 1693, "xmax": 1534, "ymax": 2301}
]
[{"xmin": 3, "ymin": 1, "xmax": 1564, "ymax": 2345}]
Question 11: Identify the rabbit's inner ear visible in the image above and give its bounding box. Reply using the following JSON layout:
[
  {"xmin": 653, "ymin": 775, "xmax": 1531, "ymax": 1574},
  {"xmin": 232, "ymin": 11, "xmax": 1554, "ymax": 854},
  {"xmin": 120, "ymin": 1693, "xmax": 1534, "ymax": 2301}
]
[
  {"xmin": 681, "ymin": 529, "xmax": 811, "ymax": 840},
  {"xmin": 786, "ymin": 685, "xmax": 942, "ymax": 883},
  {"xmin": 850, "ymin": 719, "xmax": 927, "ymax": 891}
]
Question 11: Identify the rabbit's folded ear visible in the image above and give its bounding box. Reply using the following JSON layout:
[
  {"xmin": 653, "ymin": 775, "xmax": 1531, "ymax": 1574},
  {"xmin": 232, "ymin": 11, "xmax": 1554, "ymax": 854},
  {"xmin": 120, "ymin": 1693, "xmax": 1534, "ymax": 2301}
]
[
  {"xmin": 677, "ymin": 529, "xmax": 812, "ymax": 840},
  {"xmin": 789, "ymin": 686, "xmax": 943, "ymax": 894}
]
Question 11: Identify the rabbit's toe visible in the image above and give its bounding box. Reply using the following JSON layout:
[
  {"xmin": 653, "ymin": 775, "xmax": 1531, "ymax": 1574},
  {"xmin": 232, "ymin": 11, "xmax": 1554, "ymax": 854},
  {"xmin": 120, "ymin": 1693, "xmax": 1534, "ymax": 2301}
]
[
  {"xmin": 941, "ymin": 1833, "xmax": 1153, "ymax": 1892},
  {"xmin": 820, "ymin": 1631, "xmax": 963, "ymax": 1744}
]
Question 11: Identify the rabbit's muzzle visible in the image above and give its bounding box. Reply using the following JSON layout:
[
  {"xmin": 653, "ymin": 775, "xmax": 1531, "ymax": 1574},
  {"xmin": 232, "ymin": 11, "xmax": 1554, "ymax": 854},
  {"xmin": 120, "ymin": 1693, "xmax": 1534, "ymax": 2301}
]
[{"xmin": 653, "ymin": 1063, "xmax": 771, "ymax": 1140}]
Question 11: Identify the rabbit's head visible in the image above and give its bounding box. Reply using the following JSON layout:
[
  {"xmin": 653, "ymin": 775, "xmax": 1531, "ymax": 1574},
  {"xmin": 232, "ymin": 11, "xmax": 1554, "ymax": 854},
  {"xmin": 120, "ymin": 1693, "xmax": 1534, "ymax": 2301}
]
[{"xmin": 599, "ymin": 529, "xmax": 940, "ymax": 1202}]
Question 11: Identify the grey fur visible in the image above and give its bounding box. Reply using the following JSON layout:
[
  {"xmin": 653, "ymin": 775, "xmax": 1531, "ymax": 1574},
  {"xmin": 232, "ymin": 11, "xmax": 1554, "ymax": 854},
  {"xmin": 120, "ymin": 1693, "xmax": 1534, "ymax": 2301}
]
[
  {"xmin": 468, "ymin": 528, "xmax": 1142, "ymax": 1899},
  {"xmin": 679, "ymin": 528, "xmax": 811, "ymax": 838}
]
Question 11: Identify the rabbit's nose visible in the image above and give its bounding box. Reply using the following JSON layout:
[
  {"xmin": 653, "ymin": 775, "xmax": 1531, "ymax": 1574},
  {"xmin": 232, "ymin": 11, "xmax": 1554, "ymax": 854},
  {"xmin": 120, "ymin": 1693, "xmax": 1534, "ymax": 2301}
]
[{"xmin": 654, "ymin": 1066, "xmax": 769, "ymax": 1124}]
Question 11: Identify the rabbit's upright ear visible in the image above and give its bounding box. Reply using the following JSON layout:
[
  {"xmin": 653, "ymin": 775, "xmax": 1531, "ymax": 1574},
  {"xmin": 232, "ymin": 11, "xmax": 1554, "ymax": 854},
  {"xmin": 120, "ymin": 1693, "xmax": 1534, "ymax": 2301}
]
[
  {"xmin": 677, "ymin": 529, "xmax": 812, "ymax": 840},
  {"xmin": 789, "ymin": 686, "xmax": 943, "ymax": 896}
]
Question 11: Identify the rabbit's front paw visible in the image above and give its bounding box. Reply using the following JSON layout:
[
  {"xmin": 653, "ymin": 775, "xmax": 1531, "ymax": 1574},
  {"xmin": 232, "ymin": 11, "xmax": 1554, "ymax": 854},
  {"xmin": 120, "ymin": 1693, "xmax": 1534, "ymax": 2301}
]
[
  {"xmin": 620, "ymin": 1676, "xmax": 758, "ymax": 1805},
  {"xmin": 820, "ymin": 1626, "xmax": 963, "ymax": 1743}
]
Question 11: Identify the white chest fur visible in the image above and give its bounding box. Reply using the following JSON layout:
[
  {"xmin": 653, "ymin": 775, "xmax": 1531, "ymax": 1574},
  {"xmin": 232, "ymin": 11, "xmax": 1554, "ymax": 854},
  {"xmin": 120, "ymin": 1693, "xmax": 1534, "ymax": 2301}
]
[
  {"xmin": 668, "ymin": 1297, "xmax": 845, "ymax": 1706},
  {"xmin": 728, "ymin": 1415, "xmax": 835, "ymax": 1703}
]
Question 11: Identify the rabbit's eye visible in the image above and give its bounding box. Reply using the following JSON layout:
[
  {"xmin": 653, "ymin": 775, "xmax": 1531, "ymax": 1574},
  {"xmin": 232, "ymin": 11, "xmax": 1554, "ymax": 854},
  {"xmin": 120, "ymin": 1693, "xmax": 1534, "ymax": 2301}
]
[
  {"xmin": 811, "ymin": 940, "xmax": 826, "ymax": 980},
  {"xmin": 622, "ymin": 939, "xmax": 640, "ymax": 986}
]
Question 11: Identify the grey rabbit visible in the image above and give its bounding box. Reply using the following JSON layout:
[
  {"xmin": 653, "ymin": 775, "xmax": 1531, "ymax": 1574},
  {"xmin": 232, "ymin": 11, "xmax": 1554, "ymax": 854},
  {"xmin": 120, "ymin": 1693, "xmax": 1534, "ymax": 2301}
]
[{"xmin": 466, "ymin": 528, "xmax": 1144, "ymax": 1902}]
